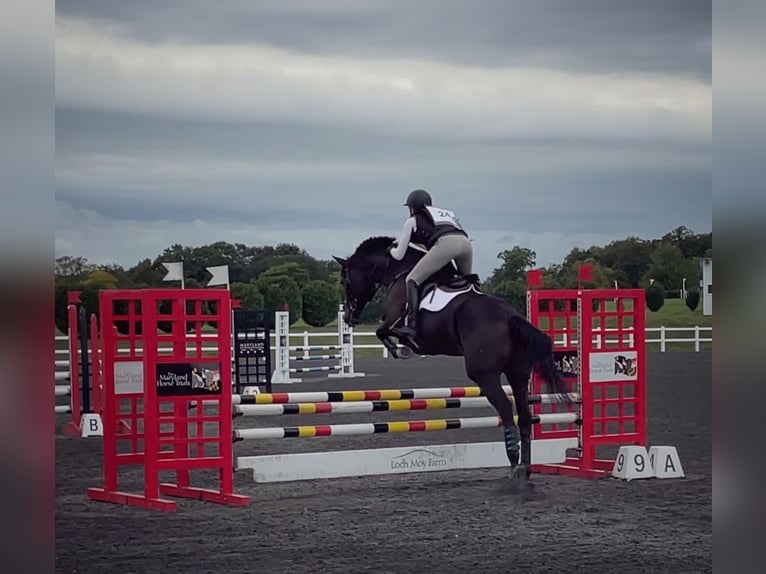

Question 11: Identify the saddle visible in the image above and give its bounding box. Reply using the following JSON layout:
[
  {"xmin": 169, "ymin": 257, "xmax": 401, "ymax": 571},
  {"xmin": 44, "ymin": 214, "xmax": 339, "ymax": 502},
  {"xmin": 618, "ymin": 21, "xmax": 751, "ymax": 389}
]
[
  {"xmin": 420, "ymin": 273, "xmax": 481, "ymax": 297},
  {"xmin": 418, "ymin": 273, "xmax": 482, "ymax": 312}
]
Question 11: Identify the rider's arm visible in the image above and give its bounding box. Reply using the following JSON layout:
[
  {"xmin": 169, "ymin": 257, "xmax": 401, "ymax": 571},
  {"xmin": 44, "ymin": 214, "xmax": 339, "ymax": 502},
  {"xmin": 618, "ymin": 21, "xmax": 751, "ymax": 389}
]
[{"xmin": 389, "ymin": 217, "xmax": 416, "ymax": 260}]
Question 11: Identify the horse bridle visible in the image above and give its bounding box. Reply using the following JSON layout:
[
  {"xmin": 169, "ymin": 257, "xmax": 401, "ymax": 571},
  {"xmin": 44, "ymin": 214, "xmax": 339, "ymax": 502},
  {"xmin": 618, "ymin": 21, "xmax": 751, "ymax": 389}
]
[{"xmin": 343, "ymin": 254, "xmax": 401, "ymax": 317}]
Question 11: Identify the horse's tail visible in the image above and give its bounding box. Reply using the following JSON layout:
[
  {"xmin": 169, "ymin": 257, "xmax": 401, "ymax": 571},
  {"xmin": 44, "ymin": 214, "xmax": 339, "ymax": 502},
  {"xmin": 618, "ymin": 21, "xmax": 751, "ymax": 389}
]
[{"xmin": 508, "ymin": 315, "xmax": 572, "ymax": 400}]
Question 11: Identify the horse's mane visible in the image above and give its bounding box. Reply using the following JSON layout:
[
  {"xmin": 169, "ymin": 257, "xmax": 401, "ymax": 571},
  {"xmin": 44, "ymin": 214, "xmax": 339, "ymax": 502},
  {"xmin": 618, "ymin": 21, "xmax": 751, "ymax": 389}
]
[{"xmin": 352, "ymin": 236, "xmax": 396, "ymax": 259}]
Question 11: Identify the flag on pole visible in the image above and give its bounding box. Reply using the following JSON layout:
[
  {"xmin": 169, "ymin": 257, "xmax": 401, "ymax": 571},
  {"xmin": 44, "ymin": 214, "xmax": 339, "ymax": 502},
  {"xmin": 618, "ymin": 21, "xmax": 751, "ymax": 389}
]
[
  {"xmin": 207, "ymin": 265, "xmax": 230, "ymax": 288},
  {"xmin": 526, "ymin": 268, "xmax": 544, "ymax": 289},
  {"xmin": 578, "ymin": 263, "xmax": 594, "ymax": 288},
  {"xmin": 162, "ymin": 261, "xmax": 185, "ymax": 289}
]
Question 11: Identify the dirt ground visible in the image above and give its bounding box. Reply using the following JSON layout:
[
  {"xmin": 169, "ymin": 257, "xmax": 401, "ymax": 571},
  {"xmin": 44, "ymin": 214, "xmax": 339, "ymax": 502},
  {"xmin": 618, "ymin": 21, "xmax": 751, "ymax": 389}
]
[{"xmin": 55, "ymin": 351, "xmax": 711, "ymax": 574}]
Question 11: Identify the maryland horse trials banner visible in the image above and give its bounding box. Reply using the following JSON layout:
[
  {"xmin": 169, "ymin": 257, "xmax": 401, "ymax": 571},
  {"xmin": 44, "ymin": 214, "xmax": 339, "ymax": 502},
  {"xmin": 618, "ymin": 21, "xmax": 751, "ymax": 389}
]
[{"xmin": 156, "ymin": 362, "xmax": 223, "ymax": 397}]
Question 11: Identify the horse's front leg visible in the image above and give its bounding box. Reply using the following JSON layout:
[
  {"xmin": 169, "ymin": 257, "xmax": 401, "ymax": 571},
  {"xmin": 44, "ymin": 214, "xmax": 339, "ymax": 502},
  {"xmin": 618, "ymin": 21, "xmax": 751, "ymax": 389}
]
[
  {"xmin": 379, "ymin": 320, "xmax": 420, "ymax": 358},
  {"xmin": 376, "ymin": 322, "xmax": 401, "ymax": 359},
  {"xmin": 376, "ymin": 283, "xmax": 417, "ymax": 359},
  {"xmin": 375, "ymin": 323, "xmax": 399, "ymax": 359}
]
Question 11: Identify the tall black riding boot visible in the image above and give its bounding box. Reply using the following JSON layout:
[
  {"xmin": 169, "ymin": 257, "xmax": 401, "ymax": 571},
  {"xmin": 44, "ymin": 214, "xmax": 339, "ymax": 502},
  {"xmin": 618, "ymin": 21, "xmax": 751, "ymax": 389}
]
[{"xmin": 392, "ymin": 280, "xmax": 420, "ymax": 341}]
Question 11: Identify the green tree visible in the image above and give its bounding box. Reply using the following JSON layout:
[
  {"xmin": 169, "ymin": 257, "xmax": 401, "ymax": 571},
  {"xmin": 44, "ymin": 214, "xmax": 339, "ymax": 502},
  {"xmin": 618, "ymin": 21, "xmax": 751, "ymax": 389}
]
[
  {"xmin": 661, "ymin": 226, "xmax": 713, "ymax": 259},
  {"xmin": 78, "ymin": 283, "xmax": 102, "ymax": 320},
  {"xmin": 256, "ymin": 275, "xmax": 303, "ymax": 324},
  {"xmin": 597, "ymin": 237, "xmax": 654, "ymax": 287},
  {"xmin": 643, "ymin": 243, "xmax": 700, "ymax": 292},
  {"xmin": 54, "ymin": 284, "xmax": 71, "ymax": 334},
  {"xmin": 645, "ymin": 282, "xmax": 665, "ymax": 312},
  {"xmin": 231, "ymin": 281, "xmax": 265, "ymax": 311},
  {"xmin": 359, "ymin": 289, "xmax": 387, "ymax": 323},
  {"xmin": 302, "ymin": 280, "xmax": 340, "ymax": 327},
  {"xmin": 548, "ymin": 259, "xmax": 613, "ymax": 289},
  {"xmin": 126, "ymin": 258, "xmax": 165, "ymax": 287},
  {"xmin": 55, "ymin": 256, "xmax": 95, "ymax": 281},
  {"xmin": 259, "ymin": 262, "xmax": 311, "ymax": 289},
  {"xmin": 83, "ymin": 269, "xmax": 119, "ymax": 289},
  {"xmin": 490, "ymin": 247, "xmax": 536, "ymax": 283},
  {"xmin": 685, "ymin": 288, "xmax": 700, "ymax": 311},
  {"xmin": 482, "ymin": 246, "xmax": 536, "ymax": 312}
]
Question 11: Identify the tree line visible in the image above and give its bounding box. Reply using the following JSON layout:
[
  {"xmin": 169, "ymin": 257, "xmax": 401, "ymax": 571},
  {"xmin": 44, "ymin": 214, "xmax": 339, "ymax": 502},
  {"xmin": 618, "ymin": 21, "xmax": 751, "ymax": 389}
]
[{"xmin": 54, "ymin": 226, "xmax": 711, "ymax": 331}]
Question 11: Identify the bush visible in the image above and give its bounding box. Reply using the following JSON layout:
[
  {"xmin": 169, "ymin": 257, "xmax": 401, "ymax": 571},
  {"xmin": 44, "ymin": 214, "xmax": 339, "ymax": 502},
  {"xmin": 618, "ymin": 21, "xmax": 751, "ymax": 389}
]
[
  {"xmin": 359, "ymin": 289, "xmax": 387, "ymax": 324},
  {"xmin": 645, "ymin": 282, "xmax": 665, "ymax": 312},
  {"xmin": 685, "ymin": 288, "xmax": 700, "ymax": 311},
  {"xmin": 301, "ymin": 280, "xmax": 340, "ymax": 327},
  {"xmin": 483, "ymin": 279, "xmax": 528, "ymax": 316},
  {"xmin": 54, "ymin": 284, "xmax": 71, "ymax": 334},
  {"xmin": 79, "ymin": 283, "xmax": 102, "ymax": 319},
  {"xmin": 256, "ymin": 276, "xmax": 303, "ymax": 324},
  {"xmin": 231, "ymin": 281, "xmax": 265, "ymax": 311}
]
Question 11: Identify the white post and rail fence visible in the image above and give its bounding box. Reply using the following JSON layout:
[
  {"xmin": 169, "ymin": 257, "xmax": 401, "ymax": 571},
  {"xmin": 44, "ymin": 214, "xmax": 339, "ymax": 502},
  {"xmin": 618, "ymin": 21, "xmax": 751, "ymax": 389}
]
[{"xmin": 54, "ymin": 322, "xmax": 712, "ymax": 369}]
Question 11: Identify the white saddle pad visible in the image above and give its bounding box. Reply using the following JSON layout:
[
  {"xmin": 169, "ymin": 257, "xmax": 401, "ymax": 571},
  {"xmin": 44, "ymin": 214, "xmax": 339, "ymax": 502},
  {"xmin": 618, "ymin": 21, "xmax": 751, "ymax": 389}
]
[{"xmin": 419, "ymin": 284, "xmax": 481, "ymax": 312}]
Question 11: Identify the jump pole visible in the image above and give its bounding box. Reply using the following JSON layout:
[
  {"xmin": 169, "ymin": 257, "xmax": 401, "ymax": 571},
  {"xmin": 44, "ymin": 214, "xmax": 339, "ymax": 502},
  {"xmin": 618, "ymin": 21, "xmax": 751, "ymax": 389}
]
[
  {"xmin": 230, "ymin": 385, "xmax": 579, "ymax": 405},
  {"xmin": 232, "ymin": 394, "xmax": 581, "ymax": 416},
  {"xmin": 235, "ymin": 412, "xmax": 578, "ymax": 483}
]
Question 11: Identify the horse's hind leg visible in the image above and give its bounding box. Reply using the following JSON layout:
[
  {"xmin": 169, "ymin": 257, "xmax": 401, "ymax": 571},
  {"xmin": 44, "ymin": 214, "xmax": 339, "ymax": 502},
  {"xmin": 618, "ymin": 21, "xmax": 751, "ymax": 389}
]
[
  {"xmin": 468, "ymin": 369, "xmax": 521, "ymax": 470},
  {"xmin": 506, "ymin": 368, "xmax": 533, "ymax": 478}
]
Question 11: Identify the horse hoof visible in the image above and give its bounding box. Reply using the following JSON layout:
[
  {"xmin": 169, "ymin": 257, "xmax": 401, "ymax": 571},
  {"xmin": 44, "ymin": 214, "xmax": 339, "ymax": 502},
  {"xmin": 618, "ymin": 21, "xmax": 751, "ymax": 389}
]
[
  {"xmin": 508, "ymin": 465, "xmax": 534, "ymax": 496},
  {"xmin": 397, "ymin": 347, "xmax": 414, "ymax": 360},
  {"xmin": 510, "ymin": 464, "xmax": 530, "ymax": 481}
]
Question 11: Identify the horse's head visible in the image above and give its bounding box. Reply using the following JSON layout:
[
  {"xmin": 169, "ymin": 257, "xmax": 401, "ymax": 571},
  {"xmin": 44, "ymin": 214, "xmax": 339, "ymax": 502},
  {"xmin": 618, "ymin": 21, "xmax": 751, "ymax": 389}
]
[{"xmin": 333, "ymin": 236, "xmax": 396, "ymax": 326}]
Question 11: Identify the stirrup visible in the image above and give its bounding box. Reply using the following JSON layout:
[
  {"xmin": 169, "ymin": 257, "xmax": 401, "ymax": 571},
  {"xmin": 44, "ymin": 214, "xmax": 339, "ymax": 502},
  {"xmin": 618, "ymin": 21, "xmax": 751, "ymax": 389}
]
[{"xmin": 391, "ymin": 320, "xmax": 418, "ymax": 347}]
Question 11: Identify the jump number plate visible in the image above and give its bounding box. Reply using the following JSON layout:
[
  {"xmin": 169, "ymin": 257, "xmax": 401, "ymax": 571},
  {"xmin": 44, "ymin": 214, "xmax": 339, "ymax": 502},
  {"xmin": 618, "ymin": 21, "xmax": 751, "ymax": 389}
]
[
  {"xmin": 611, "ymin": 445, "xmax": 655, "ymax": 480},
  {"xmin": 616, "ymin": 451, "xmax": 646, "ymax": 473}
]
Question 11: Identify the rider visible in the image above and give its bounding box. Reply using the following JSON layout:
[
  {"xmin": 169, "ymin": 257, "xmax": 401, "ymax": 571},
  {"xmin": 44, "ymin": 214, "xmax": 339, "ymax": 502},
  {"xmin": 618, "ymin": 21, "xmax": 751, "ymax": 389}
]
[{"xmin": 389, "ymin": 189, "xmax": 473, "ymax": 343}]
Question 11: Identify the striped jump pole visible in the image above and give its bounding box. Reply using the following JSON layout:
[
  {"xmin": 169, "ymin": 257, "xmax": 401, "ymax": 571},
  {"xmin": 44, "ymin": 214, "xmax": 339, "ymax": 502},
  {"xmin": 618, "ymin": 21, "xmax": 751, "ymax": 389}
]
[
  {"xmin": 234, "ymin": 411, "xmax": 581, "ymax": 482},
  {"xmin": 234, "ymin": 412, "xmax": 579, "ymax": 440},
  {"xmin": 235, "ymin": 397, "xmax": 491, "ymax": 416},
  {"xmin": 233, "ymin": 394, "xmax": 579, "ymax": 417},
  {"xmin": 231, "ymin": 385, "xmax": 579, "ymax": 405},
  {"xmin": 271, "ymin": 305, "xmax": 365, "ymax": 383}
]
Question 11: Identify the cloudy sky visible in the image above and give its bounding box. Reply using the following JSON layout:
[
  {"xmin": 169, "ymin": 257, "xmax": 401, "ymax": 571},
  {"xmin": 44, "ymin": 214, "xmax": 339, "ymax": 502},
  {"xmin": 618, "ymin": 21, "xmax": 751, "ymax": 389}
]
[{"xmin": 55, "ymin": 0, "xmax": 711, "ymax": 279}]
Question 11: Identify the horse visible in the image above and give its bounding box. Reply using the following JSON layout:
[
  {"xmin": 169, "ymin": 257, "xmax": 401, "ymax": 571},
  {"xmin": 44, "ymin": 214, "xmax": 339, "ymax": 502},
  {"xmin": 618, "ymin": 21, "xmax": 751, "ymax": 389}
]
[{"xmin": 333, "ymin": 236, "xmax": 572, "ymax": 487}]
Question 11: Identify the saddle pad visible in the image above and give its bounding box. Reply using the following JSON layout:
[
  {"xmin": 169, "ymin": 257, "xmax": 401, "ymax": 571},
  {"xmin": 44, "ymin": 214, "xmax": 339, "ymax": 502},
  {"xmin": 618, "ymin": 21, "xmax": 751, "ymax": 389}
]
[{"xmin": 419, "ymin": 284, "xmax": 480, "ymax": 312}]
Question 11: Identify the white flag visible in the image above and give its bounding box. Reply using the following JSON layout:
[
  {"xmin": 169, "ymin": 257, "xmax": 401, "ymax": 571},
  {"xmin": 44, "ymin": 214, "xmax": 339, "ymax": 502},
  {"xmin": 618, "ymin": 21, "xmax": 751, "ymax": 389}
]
[
  {"xmin": 162, "ymin": 261, "xmax": 184, "ymax": 282},
  {"xmin": 207, "ymin": 265, "xmax": 230, "ymax": 288}
]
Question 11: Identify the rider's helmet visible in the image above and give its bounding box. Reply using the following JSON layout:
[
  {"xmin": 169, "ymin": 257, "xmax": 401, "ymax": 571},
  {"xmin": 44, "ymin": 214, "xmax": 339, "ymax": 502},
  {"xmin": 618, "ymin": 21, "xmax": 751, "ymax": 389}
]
[{"xmin": 404, "ymin": 189, "xmax": 432, "ymax": 213}]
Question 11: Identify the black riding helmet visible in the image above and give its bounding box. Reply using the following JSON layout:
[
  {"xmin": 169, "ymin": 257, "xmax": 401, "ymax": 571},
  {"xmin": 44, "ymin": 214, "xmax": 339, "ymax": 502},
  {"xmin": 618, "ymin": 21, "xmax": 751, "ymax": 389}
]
[{"xmin": 404, "ymin": 189, "xmax": 432, "ymax": 213}]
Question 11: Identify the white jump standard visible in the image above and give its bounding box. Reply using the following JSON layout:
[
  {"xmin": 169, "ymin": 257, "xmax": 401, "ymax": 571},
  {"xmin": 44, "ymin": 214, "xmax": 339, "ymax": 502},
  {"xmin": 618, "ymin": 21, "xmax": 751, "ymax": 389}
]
[{"xmin": 271, "ymin": 306, "xmax": 365, "ymax": 382}]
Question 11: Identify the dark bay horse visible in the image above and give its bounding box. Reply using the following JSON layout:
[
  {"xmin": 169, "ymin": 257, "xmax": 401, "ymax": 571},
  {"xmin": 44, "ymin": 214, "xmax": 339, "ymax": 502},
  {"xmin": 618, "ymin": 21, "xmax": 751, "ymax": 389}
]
[{"xmin": 333, "ymin": 236, "xmax": 572, "ymax": 486}]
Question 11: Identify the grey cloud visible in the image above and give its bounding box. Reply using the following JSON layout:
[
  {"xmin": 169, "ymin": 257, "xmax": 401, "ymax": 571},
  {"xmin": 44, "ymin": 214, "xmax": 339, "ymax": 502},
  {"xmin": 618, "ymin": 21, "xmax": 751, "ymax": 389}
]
[
  {"xmin": 55, "ymin": 106, "xmax": 444, "ymax": 162},
  {"xmin": 56, "ymin": 0, "xmax": 710, "ymax": 78},
  {"xmin": 54, "ymin": 1, "xmax": 711, "ymax": 273},
  {"xmin": 56, "ymin": 105, "xmax": 710, "ymax": 238},
  {"xmin": 56, "ymin": 108, "xmax": 709, "ymax": 191},
  {"xmin": 56, "ymin": 107, "xmax": 709, "ymax": 161},
  {"xmin": 455, "ymin": 171, "xmax": 710, "ymax": 236},
  {"xmin": 56, "ymin": 184, "xmax": 364, "ymax": 230}
]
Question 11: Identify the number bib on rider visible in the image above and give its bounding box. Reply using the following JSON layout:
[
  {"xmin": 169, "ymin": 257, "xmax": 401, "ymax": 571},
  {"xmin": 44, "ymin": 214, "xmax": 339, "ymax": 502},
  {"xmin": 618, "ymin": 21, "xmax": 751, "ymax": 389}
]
[{"xmin": 425, "ymin": 206, "xmax": 464, "ymax": 230}]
